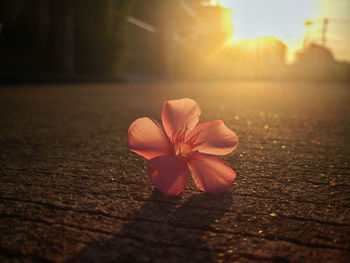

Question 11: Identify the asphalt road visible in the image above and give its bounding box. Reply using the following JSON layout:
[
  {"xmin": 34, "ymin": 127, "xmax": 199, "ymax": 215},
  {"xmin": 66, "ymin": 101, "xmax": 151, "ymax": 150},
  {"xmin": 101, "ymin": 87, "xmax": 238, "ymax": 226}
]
[{"xmin": 0, "ymin": 81, "xmax": 349, "ymax": 262}]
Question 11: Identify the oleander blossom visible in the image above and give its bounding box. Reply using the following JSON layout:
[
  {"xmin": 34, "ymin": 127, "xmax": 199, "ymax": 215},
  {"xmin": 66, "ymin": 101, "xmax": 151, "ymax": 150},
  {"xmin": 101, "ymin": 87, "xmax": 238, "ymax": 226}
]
[{"xmin": 128, "ymin": 98, "xmax": 239, "ymax": 196}]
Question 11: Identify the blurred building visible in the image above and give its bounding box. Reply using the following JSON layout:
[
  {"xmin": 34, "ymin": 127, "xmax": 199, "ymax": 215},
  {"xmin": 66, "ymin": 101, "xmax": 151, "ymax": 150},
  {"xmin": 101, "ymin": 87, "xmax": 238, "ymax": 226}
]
[
  {"xmin": 122, "ymin": 0, "xmax": 233, "ymax": 79},
  {"xmin": 0, "ymin": 0, "xmax": 132, "ymax": 77},
  {"xmin": 222, "ymin": 37, "xmax": 287, "ymax": 80},
  {"xmin": 289, "ymin": 44, "xmax": 350, "ymax": 81}
]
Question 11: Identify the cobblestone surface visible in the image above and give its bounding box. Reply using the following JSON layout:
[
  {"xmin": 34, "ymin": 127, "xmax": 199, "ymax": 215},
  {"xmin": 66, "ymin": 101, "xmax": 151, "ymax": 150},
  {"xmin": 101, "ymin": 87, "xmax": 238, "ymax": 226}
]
[{"xmin": 0, "ymin": 82, "xmax": 349, "ymax": 262}]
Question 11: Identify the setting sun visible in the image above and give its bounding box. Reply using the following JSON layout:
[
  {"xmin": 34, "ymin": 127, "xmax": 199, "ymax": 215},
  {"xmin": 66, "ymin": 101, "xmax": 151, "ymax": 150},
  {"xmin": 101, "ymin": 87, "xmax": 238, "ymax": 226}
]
[{"xmin": 217, "ymin": 0, "xmax": 323, "ymax": 62}]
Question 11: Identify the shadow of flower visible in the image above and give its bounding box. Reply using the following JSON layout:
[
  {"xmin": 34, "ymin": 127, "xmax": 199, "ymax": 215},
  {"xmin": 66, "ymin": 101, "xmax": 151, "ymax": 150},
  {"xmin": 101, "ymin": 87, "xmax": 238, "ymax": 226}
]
[{"xmin": 67, "ymin": 189, "xmax": 233, "ymax": 263}]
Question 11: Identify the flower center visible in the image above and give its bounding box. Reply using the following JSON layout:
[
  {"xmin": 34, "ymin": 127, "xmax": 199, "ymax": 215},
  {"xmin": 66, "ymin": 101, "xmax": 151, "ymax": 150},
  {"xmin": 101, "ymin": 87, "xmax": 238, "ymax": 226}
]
[{"xmin": 175, "ymin": 141, "xmax": 192, "ymax": 158}]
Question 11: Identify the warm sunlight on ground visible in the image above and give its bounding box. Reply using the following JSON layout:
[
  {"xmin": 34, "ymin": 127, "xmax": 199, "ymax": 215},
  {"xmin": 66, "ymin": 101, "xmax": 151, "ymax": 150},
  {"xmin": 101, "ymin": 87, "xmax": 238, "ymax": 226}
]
[{"xmin": 216, "ymin": 0, "xmax": 324, "ymax": 63}]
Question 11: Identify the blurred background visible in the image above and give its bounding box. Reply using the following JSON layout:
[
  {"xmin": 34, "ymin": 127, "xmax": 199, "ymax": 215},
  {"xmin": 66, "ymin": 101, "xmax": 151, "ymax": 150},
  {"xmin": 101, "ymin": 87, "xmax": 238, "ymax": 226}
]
[{"xmin": 0, "ymin": 0, "xmax": 349, "ymax": 82}]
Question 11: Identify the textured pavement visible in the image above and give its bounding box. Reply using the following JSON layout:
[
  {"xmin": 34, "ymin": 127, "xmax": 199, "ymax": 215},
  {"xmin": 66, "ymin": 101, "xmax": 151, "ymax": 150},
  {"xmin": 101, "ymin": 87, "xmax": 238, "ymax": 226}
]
[{"xmin": 0, "ymin": 81, "xmax": 349, "ymax": 262}]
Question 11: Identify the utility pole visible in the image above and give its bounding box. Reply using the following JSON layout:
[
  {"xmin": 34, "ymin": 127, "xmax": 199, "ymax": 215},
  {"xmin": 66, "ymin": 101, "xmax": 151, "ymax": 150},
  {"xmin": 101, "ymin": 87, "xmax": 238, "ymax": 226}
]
[
  {"xmin": 303, "ymin": 20, "xmax": 313, "ymax": 49},
  {"xmin": 321, "ymin": 18, "xmax": 329, "ymax": 46}
]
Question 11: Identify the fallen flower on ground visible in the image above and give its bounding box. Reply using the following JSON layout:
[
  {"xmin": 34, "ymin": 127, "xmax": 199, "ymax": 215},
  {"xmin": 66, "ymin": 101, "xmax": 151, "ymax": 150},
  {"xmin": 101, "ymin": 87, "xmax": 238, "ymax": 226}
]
[{"xmin": 128, "ymin": 98, "xmax": 238, "ymax": 196}]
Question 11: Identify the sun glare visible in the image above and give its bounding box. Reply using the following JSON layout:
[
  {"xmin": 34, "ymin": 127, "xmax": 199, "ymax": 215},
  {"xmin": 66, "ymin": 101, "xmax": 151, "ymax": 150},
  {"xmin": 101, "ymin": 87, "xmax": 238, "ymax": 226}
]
[{"xmin": 217, "ymin": 0, "xmax": 323, "ymax": 62}]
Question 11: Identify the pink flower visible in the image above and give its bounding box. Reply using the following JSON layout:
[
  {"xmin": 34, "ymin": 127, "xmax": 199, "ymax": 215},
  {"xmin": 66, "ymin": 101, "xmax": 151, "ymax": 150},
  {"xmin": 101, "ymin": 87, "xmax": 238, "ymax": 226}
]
[{"xmin": 128, "ymin": 98, "xmax": 239, "ymax": 196}]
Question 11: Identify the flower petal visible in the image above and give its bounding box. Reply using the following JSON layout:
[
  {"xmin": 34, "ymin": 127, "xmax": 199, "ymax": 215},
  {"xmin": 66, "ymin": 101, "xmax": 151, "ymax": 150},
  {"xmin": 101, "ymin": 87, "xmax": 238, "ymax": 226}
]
[
  {"xmin": 128, "ymin": 117, "xmax": 170, "ymax": 160},
  {"xmin": 162, "ymin": 98, "xmax": 201, "ymax": 141},
  {"xmin": 147, "ymin": 155, "xmax": 190, "ymax": 196},
  {"xmin": 188, "ymin": 152, "xmax": 236, "ymax": 194},
  {"xmin": 187, "ymin": 120, "xmax": 238, "ymax": 155}
]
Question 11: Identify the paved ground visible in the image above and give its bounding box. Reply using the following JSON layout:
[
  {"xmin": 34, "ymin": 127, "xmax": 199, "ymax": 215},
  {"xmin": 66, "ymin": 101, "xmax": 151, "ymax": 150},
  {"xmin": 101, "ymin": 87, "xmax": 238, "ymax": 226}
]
[{"xmin": 0, "ymin": 81, "xmax": 349, "ymax": 262}]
